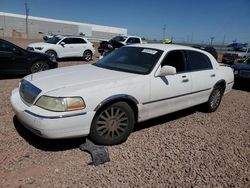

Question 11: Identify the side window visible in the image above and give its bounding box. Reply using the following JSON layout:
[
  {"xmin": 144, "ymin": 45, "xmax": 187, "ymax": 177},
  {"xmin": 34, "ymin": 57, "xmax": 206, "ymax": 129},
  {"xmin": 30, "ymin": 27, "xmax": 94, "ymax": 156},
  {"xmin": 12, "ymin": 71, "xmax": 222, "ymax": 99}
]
[
  {"xmin": 185, "ymin": 50, "xmax": 213, "ymax": 71},
  {"xmin": 72, "ymin": 38, "xmax": 86, "ymax": 44},
  {"xmin": 61, "ymin": 38, "xmax": 74, "ymax": 44},
  {"xmin": 0, "ymin": 41, "xmax": 13, "ymax": 52},
  {"xmin": 161, "ymin": 50, "xmax": 186, "ymax": 73},
  {"xmin": 126, "ymin": 38, "xmax": 133, "ymax": 44},
  {"xmin": 127, "ymin": 38, "xmax": 140, "ymax": 44}
]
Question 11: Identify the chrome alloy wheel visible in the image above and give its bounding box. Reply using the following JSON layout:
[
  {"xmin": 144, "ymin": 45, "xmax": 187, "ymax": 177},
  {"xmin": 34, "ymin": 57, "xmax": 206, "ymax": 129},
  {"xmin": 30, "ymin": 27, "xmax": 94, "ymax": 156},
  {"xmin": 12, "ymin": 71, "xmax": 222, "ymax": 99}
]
[
  {"xmin": 96, "ymin": 107, "xmax": 129, "ymax": 139},
  {"xmin": 31, "ymin": 62, "xmax": 49, "ymax": 73},
  {"xmin": 210, "ymin": 87, "xmax": 222, "ymax": 110}
]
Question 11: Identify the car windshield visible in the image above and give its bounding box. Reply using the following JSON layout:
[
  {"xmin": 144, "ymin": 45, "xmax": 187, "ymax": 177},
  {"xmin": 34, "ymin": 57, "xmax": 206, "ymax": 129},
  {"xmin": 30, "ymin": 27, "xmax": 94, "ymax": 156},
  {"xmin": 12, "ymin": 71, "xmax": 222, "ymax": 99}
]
[
  {"xmin": 111, "ymin": 36, "xmax": 127, "ymax": 42},
  {"xmin": 94, "ymin": 47, "xmax": 163, "ymax": 75},
  {"xmin": 46, "ymin": 36, "xmax": 61, "ymax": 44}
]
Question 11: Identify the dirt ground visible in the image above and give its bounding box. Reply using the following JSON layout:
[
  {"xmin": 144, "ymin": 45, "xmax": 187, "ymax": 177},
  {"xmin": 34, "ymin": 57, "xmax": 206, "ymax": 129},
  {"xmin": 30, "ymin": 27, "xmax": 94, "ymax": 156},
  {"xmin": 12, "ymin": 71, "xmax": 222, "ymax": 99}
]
[{"xmin": 0, "ymin": 38, "xmax": 249, "ymax": 187}]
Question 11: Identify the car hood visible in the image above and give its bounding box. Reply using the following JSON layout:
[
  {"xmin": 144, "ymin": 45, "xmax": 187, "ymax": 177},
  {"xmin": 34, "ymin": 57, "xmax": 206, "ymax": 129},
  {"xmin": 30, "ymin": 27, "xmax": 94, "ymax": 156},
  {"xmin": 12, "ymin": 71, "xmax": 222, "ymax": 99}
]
[
  {"xmin": 24, "ymin": 64, "xmax": 141, "ymax": 96},
  {"xmin": 28, "ymin": 42, "xmax": 55, "ymax": 48},
  {"xmin": 232, "ymin": 63, "xmax": 250, "ymax": 70}
]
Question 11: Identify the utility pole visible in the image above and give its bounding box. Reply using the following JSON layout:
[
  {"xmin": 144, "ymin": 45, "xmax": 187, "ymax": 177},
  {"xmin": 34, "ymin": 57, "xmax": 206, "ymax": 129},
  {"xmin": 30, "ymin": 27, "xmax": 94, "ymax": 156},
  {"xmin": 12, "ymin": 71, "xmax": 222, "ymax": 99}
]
[
  {"xmin": 25, "ymin": 0, "xmax": 29, "ymax": 35},
  {"xmin": 222, "ymin": 34, "xmax": 226, "ymax": 45},
  {"xmin": 163, "ymin": 24, "xmax": 166, "ymax": 40},
  {"xmin": 210, "ymin": 36, "xmax": 215, "ymax": 45},
  {"xmin": 191, "ymin": 32, "xmax": 193, "ymax": 43}
]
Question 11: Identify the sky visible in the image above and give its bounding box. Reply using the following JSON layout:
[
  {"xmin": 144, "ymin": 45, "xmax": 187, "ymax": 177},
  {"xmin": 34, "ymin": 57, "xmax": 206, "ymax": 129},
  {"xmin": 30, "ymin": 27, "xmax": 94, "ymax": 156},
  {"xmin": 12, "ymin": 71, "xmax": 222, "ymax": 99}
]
[{"xmin": 0, "ymin": 0, "xmax": 250, "ymax": 44}]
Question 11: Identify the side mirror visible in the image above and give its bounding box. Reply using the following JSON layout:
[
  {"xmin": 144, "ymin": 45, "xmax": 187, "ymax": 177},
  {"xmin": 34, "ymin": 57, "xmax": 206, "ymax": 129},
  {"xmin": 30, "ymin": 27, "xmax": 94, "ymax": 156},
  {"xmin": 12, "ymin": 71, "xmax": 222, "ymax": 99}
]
[
  {"xmin": 12, "ymin": 47, "xmax": 22, "ymax": 55},
  {"xmin": 60, "ymin": 42, "xmax": 65, "ymax": 46},
  {"xmin": 155, "ymin": 65, "xmax": 176, "ymax": 77}
]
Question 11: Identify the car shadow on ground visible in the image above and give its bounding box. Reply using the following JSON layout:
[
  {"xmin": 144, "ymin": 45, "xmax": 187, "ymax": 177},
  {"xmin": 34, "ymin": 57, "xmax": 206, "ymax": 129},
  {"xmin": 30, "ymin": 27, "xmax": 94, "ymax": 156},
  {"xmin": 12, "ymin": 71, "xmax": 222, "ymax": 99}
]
[
  {"xmin": 0, "ymin": 74, "xmax": 24, "ymax": 80},
  {"xmin": 233, "ymin": 80, "xmax": 250, "ymax": 92},
  {"xmin": 13, "ymin": 116, "xmax": 86, "ymax": 151},
  {"xmin": 13, "ymin": 106, "xmax": 200, "ymax": 151},
  {"xmin": 57, "ymin": 57, "xmax": 85, "ymax": 62}
]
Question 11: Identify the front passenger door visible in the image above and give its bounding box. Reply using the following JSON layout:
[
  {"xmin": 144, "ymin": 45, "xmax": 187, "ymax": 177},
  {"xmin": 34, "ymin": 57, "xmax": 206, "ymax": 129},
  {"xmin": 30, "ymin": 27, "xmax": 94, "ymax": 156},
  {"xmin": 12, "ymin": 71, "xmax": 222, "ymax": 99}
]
[
  {"xmin": 147, "ymin": 50, "xmax": 193, "ymax": 119},
  {"xmin": 59, "ymin": 38, "xmax": 77, "ymax": 57}
]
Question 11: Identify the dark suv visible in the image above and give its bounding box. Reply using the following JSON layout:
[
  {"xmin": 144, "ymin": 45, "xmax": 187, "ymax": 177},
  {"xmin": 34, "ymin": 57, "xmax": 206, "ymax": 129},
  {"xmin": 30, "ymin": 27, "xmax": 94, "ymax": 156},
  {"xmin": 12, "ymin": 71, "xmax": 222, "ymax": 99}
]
[{"xmin": 0, "ymin": 39, "xmax": 58, "ymax": 75}]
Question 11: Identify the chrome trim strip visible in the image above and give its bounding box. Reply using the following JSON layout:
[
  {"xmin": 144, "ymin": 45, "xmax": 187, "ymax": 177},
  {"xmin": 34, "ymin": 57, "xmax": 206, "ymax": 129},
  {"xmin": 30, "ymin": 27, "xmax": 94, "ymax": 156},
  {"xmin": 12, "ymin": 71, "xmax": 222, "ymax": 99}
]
[
  {"xmin": 24, "ymin": 110, "xmax": 87, "ymax": 119},
  {"xmin": 227, "ymin": 81, "xmax": 234, "ymax": 85},
  {"xmin": 142, "ymin": 88, "xmax": 211, "ymax": 105}
]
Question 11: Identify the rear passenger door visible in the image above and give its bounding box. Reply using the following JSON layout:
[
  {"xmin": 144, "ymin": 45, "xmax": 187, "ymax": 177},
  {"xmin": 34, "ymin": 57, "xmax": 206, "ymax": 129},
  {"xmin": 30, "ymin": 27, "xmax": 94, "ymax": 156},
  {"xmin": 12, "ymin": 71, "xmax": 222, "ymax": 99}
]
[
  {"xmin": 72, "ymin": 38, "xmax": 88, "ymax": 57},
  {"xmin": 184, "ymin": 50, "xmax": 217, "ymax": 104}
]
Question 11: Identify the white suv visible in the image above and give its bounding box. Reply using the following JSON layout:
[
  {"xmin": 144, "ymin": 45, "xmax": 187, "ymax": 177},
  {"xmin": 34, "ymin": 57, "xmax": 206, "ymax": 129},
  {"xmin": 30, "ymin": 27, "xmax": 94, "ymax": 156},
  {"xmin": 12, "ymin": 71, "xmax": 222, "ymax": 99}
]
[{"xmin": 27, "ymin": 35, "xmax": 95, "ymax": 61}]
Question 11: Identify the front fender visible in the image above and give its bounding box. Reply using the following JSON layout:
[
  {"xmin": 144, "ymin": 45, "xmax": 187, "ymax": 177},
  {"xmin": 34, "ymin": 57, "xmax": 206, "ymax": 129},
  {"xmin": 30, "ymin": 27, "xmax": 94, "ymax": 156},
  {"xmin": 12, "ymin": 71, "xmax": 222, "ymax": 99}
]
[{"xmin": 94, "ymin": 94, "xmax": 139, "ymax": 111}]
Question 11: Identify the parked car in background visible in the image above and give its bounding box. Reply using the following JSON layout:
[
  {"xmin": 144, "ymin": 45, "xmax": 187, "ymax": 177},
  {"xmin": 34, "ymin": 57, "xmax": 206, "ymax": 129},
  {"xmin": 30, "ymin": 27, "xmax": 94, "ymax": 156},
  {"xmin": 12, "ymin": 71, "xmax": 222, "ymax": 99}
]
[
  {"xmin": 11, "ymin": 44, "xmax": 234, "ymax": 145},
  {"xmin": 222, "ymin": 43, "xmax": 250, "ymax": 64},
  {"xmin": 231, "ymin": 56, "xmax": 250, "ymax": 80},
  {"xmin": 27, "ymin": 35, "xmax": 95, "ymax": 61},
  {"xmin": 0, "ymin": 39, "xmax": 57, "ymax": 75},
  {"xmin": 98, "ymin": 35, "xmax": 142, "ymax": 55}
]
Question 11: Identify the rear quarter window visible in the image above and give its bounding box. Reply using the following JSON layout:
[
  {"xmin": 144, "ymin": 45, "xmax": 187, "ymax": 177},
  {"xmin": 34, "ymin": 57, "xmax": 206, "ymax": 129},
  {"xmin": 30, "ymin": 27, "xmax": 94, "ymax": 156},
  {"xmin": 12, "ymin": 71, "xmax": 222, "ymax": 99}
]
[{"xmin": 185, "ymin": 50, "xmax": 213, "ymax": 71}]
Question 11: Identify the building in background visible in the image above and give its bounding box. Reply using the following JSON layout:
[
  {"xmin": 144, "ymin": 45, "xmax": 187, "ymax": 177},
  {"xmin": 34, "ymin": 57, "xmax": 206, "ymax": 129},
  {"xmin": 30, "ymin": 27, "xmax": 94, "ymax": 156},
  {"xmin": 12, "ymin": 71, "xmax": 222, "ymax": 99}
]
[{"xmin": 0, "ymin": 12, "xmax": 127, "ymax": 40}]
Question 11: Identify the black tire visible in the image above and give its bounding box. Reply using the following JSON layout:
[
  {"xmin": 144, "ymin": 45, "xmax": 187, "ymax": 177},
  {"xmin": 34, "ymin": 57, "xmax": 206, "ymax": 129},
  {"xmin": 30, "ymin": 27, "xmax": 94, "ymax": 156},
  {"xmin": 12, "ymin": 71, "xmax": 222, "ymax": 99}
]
[
  {"xmin": 30, "ymin": 61, "xmax": 49, "ymax": 73},
  {"xmin": 83, "ymin": 50, "xmax": 92, "ymax": 62},
  {"xmin": 45, "ymin": 50, "xmax": 57, "ymax": 60},
  {"xmin": 205, "ymin": 85, "xmax": 223, "ymax": 112},
  {"xmin": 89, "ymin": 102, "xmax": 135, "ymax": 145}
]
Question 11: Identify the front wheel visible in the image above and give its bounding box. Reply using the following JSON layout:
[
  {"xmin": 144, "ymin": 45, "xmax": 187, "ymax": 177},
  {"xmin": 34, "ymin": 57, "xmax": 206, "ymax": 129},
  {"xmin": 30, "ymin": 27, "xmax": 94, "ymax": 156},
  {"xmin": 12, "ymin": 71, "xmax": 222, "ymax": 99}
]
[
  {"xmin": 30, "ymin": 61, "xmax": 49, "ymax": 73},
  {"xmin": 205, "ymin": 85, "xmax": 223, "ymax": 112},
  {"xmin": 45, "ymin": 50, "xmax": 57, "ymax": 61},
  {"xmin": 89, "ymin": 102, "xmax": 135, "ymax": 145}
]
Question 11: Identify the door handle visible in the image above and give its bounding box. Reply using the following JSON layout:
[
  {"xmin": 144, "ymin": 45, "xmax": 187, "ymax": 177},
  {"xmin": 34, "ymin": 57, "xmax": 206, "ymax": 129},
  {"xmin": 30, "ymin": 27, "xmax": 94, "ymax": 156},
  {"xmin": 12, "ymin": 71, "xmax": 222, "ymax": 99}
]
[
  {"xmin": 182, "ymin": 79, "xmax": 189, "ymax": 83},
  {"xmin": 211, "ymin": 74, "xmax": 216, "ymax": 77},
  {"xmin": 182, "ymin": 75, "xmax": 187, "ymax": 78}
]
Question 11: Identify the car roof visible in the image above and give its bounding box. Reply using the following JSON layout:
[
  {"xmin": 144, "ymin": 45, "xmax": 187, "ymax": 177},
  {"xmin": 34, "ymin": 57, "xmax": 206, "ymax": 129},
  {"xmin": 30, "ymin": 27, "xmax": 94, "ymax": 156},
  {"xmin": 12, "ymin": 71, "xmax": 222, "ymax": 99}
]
[
  {"xmin": 127, "ymin": 43, "xmax": 218, "ymax": 66},
  {"xmin": 55, "ymin": 35, "xmax": 87, "ymax": 39},
  {"xmin": 128, "ymin": 43, "xmax": 198, "ymax": 51}
]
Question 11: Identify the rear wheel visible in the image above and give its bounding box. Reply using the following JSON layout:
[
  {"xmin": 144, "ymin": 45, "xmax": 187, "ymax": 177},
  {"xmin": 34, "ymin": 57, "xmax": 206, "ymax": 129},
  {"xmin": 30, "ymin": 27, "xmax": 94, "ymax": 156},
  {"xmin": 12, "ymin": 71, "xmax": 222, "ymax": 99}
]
[
  {"xmin": 30, "ymin": 61, "xmax": 49, "ymax": 73},
  {"xmin": 205, "ymin": 85, "xmax": 223, "ymax": 112},
  {"xmin": 83, "ymin": 50, "xmax": 92, "ymax": 62},
  {"xmin": 89, "ymin": 102, "xmax": 135, "ymax": 145}
]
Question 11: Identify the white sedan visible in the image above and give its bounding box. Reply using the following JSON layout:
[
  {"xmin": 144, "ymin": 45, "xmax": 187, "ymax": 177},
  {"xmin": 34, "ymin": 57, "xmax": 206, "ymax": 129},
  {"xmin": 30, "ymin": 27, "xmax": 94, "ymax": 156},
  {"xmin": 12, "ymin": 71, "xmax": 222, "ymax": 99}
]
[
  {"xmin": 27, "ymin": 35, "xmax": 95, "ymax": 61},
  {"xmin": 11, "ymin": 44, "xmax": 234, "ymax": 145}
]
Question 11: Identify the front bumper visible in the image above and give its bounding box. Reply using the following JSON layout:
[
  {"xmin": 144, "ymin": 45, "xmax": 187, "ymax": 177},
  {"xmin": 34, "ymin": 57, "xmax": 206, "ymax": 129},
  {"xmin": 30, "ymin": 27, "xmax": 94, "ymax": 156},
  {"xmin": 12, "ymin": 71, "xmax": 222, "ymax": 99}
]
[{"xmin": 11, "ymin": 88, "xmax": 95, "ymax": 139}]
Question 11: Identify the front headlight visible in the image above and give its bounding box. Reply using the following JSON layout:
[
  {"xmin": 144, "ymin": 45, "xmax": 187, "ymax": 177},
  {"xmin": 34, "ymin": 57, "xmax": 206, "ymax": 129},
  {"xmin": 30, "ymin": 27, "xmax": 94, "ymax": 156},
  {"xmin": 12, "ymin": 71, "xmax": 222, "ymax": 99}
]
[
  {"xmin": 34, "ymin": 47, "xmax": 44, "ymax": 50},
  {"xmin": 35, "ymin": 96, "xmax": 85, "ymax": 112}
]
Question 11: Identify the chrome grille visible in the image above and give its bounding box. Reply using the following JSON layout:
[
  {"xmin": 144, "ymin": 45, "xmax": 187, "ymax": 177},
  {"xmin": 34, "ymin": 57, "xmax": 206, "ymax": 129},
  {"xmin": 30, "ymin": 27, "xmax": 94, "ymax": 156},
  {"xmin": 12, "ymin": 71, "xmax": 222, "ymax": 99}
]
[{"xmin": 19, "ymin": 79, "xmax": 42, "ymax": 105}]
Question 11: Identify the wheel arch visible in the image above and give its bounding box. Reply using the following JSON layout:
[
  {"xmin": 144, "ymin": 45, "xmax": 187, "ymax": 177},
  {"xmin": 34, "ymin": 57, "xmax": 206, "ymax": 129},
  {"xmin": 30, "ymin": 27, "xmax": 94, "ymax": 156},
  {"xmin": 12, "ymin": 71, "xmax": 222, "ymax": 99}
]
[
  {"xmin": 94, "ymin": 94, "xmax": 139, "ymax": 122},
  {"xmin": 45, "ymin": 49, "xmax": 58, "ymax": 57},
  {"xmin": 214, "ymin": 79, "xmax": 226, "ymax": 93},
  {"xmin": 83, "ymin": 49, "xmax": 93, "ymax": 56}
]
